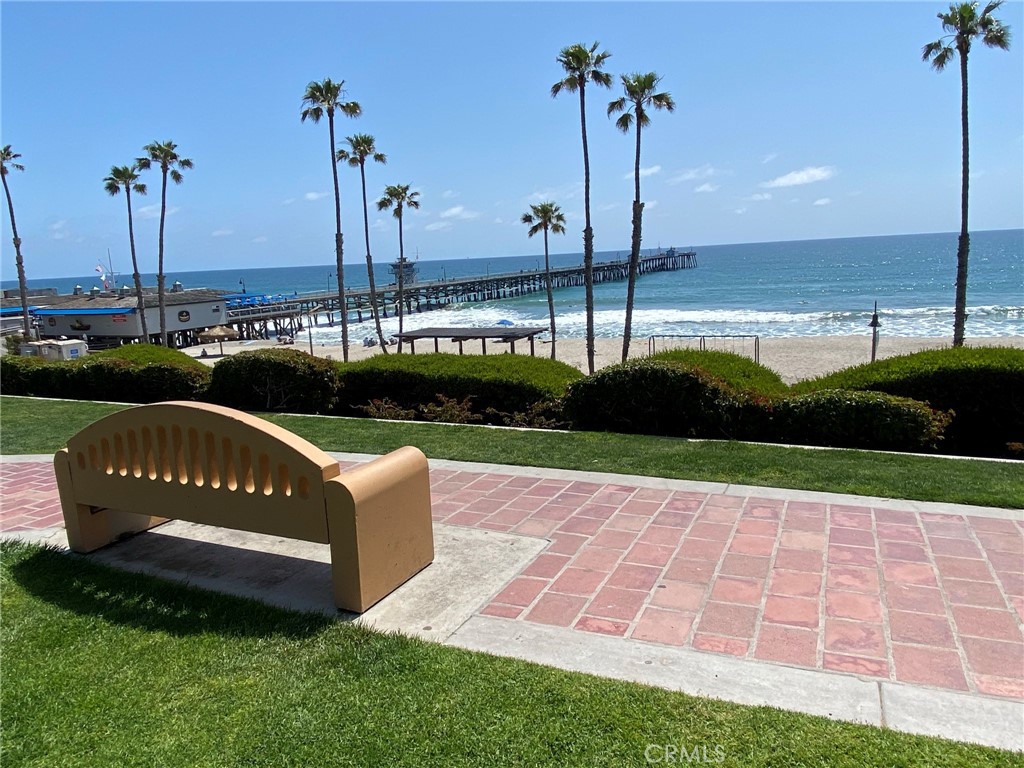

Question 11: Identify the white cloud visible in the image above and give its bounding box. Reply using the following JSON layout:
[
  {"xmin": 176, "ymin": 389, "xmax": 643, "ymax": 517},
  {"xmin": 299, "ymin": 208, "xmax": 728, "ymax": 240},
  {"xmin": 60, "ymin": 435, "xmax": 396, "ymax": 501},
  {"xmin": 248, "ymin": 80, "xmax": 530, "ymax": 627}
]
[
  {"xmin": 762, "ymin": 152, "xmax": 779, "ymax": 164},
  {"xmin": 49, "ymin": 220, "xmax": 69, "ymax": 240},
  {"xmin": 304, "ymin": 191, "xmax": 328, "ymax": 201},
  {"xmin": 734, "ymin": 207, "xmax": 747, "ymax": 215},
  {"xmin": 528, "ymin": 181, "xmax": 584, "ymax": 203},
  {"xmin": 494, "ymin": 217, "xmax": 504, "ymax": 225},
  {"xmin": 440, "ymin": 205, "xmax": 479, "ymax": 220},
  {"xmin": 624, "ymin": 165, "xmax": 662, "ymax": 180},
  {"xmin": 668, "ymin": 164, "xmax": 720, "ymax": 185},
  {"xmin": 371, "ymin": 218, "xmax": 388, "ymax": 231},
  {"xmin": 425, "ymin": 221, "xmax": 452, "ymax": 232},
  {"xmin": 760, "ymin": 166, "xmax": 836, "ymax": 188},
  {"xmin": 597, "ymin": 202, "xmax": 618, "ymax": 212},
  {"xmin": 212, "ymin": 229, "xmax": 233, "ymax": 237},
  {"xmin": 282, "ymin": 198, "xmax": 296, "ymax": 206},
  {"xmin": 745, "ymin": 192, "xmax": 772, "ymax": 201},
  {"xmin": 137, "ymin": 204, "xmax": 179, "ymax": 220},
  {"xmin": 694, "ymin": 183, "xmax": 719, "ymax": 193},
  {"xmin": 442, "ymin": 189, "xmax": 458, "ymax": 199},
  {"xmin": 645, "ymin": 200, "xmax": 659, "ymax": 210},
  {"xmin": 813, "ymin": 198, "xmax": 832, "ymax": 206},
  {"xmin": 252, "ymin": 236, "xmax": 269, "ymax": 243}
]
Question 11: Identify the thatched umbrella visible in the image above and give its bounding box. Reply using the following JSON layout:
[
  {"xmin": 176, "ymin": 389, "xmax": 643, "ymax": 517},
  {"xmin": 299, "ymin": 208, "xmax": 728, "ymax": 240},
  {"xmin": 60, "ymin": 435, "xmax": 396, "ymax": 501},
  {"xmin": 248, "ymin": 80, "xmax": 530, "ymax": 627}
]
[{"xmin": 198, "ymin": 325, "xmax": 240, "ymax": 356}]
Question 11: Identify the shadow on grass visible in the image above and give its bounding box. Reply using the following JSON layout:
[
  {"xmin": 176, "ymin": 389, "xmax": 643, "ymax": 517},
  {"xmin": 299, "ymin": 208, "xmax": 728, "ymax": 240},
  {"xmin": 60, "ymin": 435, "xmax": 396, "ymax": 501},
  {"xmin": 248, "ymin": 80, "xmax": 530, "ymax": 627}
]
[{"xmin": 3, "ymin": 540, "xmax": 339, "ymax": 640}]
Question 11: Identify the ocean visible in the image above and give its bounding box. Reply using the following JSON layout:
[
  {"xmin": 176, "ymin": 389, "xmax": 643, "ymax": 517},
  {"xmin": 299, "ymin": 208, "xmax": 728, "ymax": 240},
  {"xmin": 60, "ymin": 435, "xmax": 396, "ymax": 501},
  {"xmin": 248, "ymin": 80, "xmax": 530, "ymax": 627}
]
[{"xmin": 5, "ymin": 229, "xmax": 1022, "ymax": 342}]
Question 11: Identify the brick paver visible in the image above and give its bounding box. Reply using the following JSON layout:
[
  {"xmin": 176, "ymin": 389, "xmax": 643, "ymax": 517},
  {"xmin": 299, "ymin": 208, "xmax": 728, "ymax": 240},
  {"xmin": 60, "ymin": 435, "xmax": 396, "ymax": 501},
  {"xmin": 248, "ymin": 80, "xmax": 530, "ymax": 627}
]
[{"xmin": 2, "ymin": 459, "xmax": 1022, "ymax": 700}]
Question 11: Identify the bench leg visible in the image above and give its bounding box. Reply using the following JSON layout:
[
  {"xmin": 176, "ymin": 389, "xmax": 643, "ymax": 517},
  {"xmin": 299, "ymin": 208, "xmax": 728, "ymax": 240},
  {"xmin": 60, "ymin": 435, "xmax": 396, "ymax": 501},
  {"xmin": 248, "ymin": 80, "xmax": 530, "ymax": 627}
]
[
  {"xmin": 55, "ymin": 449, "xmax": 168, "ymax": 553},
  {"xmin": 323, "ymin": 446, "xmax": 434, "ymax": 613}
]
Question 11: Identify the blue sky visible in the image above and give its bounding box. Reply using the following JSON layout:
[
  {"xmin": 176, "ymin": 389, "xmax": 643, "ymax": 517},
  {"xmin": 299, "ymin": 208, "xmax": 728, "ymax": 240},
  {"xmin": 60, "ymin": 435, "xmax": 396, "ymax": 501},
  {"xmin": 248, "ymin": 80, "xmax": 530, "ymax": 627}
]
[{"xmin": 2, "ymin": 1, "xmax": 1022, "ymax": 279}]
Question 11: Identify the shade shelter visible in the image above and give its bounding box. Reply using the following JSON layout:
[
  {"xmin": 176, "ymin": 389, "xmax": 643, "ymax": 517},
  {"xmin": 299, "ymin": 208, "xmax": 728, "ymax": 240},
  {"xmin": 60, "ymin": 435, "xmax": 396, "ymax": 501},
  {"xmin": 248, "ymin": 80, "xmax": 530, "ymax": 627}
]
[{"xmin": 198, "ymin": 325, "xmax": 240, "ymax": 355}]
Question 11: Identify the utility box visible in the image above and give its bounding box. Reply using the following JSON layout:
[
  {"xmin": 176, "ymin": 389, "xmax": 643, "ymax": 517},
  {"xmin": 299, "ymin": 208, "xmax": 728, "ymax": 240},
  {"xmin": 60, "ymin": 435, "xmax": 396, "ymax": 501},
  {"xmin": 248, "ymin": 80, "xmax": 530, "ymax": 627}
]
[{"xmin": 20, "ymin": 340, "xmax": 88, "ymax": 361}]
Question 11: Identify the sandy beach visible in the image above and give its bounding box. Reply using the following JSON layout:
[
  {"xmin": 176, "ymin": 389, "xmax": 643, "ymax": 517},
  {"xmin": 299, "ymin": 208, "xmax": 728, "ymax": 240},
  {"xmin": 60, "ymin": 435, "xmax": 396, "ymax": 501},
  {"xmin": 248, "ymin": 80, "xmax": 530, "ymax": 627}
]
[{"xmin": 188, "ymin": 333, "xmax": 1024, "ymax": 385}]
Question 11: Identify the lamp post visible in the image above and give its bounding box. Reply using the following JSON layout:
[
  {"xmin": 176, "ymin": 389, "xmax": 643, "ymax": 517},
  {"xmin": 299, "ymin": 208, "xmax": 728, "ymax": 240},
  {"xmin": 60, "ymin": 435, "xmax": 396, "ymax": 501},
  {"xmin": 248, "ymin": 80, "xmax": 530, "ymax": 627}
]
[
  {"xmin": 238, "ymin": 278, "xmax": 246, "ymax": 294},
  {"xmin": 869, "ymin": 301, "xmax": 881, "ymax": 363},
  {"xmin": 327, "ymin": 272, "xmax": 332, "ymax": 295}
]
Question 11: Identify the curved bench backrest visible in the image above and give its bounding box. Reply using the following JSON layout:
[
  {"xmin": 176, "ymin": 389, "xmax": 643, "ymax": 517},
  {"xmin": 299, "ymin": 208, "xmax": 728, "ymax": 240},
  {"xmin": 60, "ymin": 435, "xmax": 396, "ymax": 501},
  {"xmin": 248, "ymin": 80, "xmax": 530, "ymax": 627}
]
[{"xmin": 63, "ymin": 401, "xmax": 340, "ymax": 543}]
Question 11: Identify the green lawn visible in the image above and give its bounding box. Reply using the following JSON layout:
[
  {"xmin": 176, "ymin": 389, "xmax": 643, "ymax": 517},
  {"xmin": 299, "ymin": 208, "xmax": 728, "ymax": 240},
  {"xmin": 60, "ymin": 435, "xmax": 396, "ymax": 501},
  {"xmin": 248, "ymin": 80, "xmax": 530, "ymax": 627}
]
[
  {"xmin": 2, "ymin": 395, "xmax": 1021, "ymax": 508},
  {"xmin": 2, "ymin": 541, "xmax": 1017, "ymax": 767}
]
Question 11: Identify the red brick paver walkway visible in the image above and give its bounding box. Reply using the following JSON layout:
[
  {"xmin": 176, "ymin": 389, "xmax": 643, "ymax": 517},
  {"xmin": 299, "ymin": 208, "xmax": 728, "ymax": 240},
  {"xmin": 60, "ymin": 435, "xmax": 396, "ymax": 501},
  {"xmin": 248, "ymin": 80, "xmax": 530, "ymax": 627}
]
[{"xmin": 3, "ymin": 459, "xmax": 1022, "ymax": 700}]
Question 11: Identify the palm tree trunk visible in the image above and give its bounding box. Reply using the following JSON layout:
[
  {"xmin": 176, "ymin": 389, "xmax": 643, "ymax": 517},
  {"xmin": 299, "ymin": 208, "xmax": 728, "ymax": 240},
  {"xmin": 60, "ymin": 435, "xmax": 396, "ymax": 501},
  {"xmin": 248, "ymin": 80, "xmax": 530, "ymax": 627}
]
[
  {"xmin": 359, "ymin": 163, "xmax": 388, "ymax": 352},
  {"xmin": 2, "ymin": 171, "xmax": 30, "ymax": 335},
  {"xmin": 397, "ymin": 207, "xmax": 405, "ymax": 353},
  {"xmin": 953, "ymin": 49, "xmax": 970, "ymax": 348},
  {"xmin": 157, "ymin": 169, "xmax": 168, "ymax": 346},
  {"xmin": 328, "ymin": 111, "xmax": 349, "ymax": 362},
  {"xmin": 125, "ymin": 188, "xmax": 149, "ymax": 341},
  {"xmin": 622, "ymin": 119, "xmax": 644, "ymax": 362},
  {"xmin": 579, "ymin": 84, "xmax": 596, "ymax": 375},
  {"xmin": 544, "ymin": 227, "xmax": 556, "ymax": 360}
]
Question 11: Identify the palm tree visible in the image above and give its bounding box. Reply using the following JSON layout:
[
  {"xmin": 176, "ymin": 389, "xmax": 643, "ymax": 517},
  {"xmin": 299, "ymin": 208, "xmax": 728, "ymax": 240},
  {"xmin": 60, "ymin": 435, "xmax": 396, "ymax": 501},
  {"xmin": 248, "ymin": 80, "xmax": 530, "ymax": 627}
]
[
  {"xmin": 301, "ymin": 78, "xmax": 362, "ymax": 362},
  {"xmin": 608, "ymin": 72, "xmax": 675, "ymax": 362},
  {"xmin": 521, "ymin": 202, "xmax": 566, "ymax": 360},
  {"xmin": 338, "ymin": 134, "xmax": 388, "ymax": 351},
  {"xmin": 552, "ymin": 42, "xmax": 612, "ymax": 374},
  {"xmin": 377, "ymin": 184, "xmax": 421, "ymax": 352},
  {"xmin": 923, "ymin": 1, "xmax": 1011, "ymax": 347},
  {"xmin": 1, "ymin": 146, "xmax": 30, "ymax": 335},
  {"xmin": 136, "ymin": 140, "xmax": 193, "ymax": 347},
  {"xmin": 104, "ymin": 164, "xmax": 150, "ymax": 342}
]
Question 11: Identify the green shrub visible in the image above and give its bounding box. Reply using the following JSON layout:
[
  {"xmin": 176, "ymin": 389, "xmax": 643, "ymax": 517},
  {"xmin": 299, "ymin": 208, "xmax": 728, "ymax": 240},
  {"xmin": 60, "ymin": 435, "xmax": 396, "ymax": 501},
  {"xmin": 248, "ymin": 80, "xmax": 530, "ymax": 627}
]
[
  {"xmin": 90, "ymin": 344, "xmax": 208, "ymax": 372},
  {"xmin": 770, "ymin": 390, "xmax": 951, "ymax": 452},
  {"xmin": 563, "ymin": 358, "xmax": 949, "ymax": 452},
  {"xmin": 649, "ymin": 349, "xmax": 789, "ymax": 395},
  {"xmin": 794, "ymin": 346, "xmax": 1024, "ymax": 457},
  {"xmin": 336, "ymin": 353, "xmax": 581, "ymax": 422},
  {"xmin": 0, "ymin": 356, "xmax": 49, "ymax": 395},
  {"xmin": 208, "ymin": 349, "xmax": 339, "ymax": 414},
  {"xmin": 562, "ymin": 359, "xmax": 748, "ymax": 439},
  {"xmin": 0, "ymin": 353, "xmax": 209, "ymax": 403}
]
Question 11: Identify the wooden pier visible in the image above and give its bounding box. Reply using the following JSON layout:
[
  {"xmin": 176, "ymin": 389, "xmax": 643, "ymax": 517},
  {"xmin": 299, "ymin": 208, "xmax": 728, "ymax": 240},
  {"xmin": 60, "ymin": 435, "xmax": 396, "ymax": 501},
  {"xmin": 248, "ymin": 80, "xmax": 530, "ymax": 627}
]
[{"xmin": 226, "ymin": 248, "xmax": 696, "ymax": 338}]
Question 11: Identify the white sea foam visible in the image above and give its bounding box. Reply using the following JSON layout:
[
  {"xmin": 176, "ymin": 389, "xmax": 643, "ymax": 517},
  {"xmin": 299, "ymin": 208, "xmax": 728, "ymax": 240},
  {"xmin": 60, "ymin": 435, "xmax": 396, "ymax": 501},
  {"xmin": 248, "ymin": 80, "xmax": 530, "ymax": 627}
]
[{"xmin": 308, "ymin": 301, "xmax": 1022, "ymax": 343}]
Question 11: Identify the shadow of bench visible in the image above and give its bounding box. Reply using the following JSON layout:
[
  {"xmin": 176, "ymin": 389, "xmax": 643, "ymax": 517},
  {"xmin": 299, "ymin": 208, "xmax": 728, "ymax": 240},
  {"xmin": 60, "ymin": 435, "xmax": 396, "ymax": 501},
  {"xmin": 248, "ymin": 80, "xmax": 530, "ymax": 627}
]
[{"xmin": 53, "ymin": 401, "xmax": 434, "ymax": 613}]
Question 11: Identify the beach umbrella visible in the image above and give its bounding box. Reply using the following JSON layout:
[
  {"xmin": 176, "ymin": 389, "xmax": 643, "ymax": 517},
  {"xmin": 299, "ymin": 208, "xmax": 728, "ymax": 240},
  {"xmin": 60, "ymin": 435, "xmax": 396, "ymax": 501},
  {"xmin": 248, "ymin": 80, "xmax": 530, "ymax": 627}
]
[
  {"xmin": 198, "ymin": 325, "xmax": 240, "ymax": 355},
  {"xmin": 496, "ymin": 319, "xmax": 514, "ymax": 327}
]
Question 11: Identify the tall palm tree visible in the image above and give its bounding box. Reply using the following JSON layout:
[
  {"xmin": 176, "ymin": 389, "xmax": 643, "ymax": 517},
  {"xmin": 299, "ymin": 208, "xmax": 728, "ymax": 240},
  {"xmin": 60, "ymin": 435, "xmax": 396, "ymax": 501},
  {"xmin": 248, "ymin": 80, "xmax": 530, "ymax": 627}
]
[
  {"xmin": 136, "ymin": 140, "xmax": 192, "ymax": 347},
  {"xmin": 552, "ymin": 42, "xmax": 612, "ymax": 374},
  {"xmin": 104, "ymin": 164, "xmax": 150, "ymax": 342},
  {"xmin": 301, "ymin": 78, "xmax": 362, "ymax": 362},
  {"xmin": 522, "ymin": 203, "xmax": 567, "ymax": 360},
  {"xmin": 1, "ymin": 146, "xmax": 30, "ymax": 335},
  {"xmin": 923, "ymin": 1, "xmax": 1011, "ymax": 347},
  {"xmin": 377, "ymin": 184, "xmax": 420, "ymax": 353},
  {"xmin": 338, "ymin": 134, "xmax": 388, "ymax": 351},
  {"xmin": 608, "ymin": 72, "xmax": 675, "ymax": 362}
]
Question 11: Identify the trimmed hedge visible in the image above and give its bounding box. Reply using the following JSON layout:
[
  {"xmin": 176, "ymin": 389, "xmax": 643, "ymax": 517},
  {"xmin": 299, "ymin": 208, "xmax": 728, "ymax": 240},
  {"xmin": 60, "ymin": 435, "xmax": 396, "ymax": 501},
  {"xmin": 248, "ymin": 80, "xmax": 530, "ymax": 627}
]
[
  {"xmin": 648, "ymin": 349, "xmax": 789, "ymax": 395},
  {"xmin": 207, "ymin": 349, "xmax": 339, "ymax": 414},
  {"xmin": 563, "ymin": 358, "xmax": 950, "ymax": 452},
  {"xmin": 770, "ymin": 390, "xmax": 950, "ymax": 452},
  {"xmin": 563, "ymin": 360, "xmax": 749, "ymax": 439},
  {"xmin": 90, "ymin": 344, "xmax": 209, "ymax": 372},
  {"xmin": 0, "ymin": 354, "xmax": 210, "ymax": 403},
  {"xmin": 335, "ymin": 353, "xmax": 582, "ymax": 422},
  {"xmin": 793, "ymin": 346, "xmax": 1024, "ymax": 457}
]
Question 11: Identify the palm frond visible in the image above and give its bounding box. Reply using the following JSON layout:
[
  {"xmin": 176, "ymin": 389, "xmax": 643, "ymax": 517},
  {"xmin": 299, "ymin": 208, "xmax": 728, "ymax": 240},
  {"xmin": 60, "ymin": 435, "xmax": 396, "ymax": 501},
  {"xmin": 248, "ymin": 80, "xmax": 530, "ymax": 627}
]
[{"xmin": 615, "ymin": 112, "xmax": 633, "ymax": 134}]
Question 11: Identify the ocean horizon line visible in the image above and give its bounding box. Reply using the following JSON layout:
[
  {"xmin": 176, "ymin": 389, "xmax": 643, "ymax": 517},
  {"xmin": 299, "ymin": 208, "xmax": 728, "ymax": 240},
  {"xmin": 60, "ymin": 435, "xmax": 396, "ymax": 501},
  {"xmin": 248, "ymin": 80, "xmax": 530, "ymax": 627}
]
[{"xmin": 3, "ymin": 227, "xmax": 1020, "ymax": 285}]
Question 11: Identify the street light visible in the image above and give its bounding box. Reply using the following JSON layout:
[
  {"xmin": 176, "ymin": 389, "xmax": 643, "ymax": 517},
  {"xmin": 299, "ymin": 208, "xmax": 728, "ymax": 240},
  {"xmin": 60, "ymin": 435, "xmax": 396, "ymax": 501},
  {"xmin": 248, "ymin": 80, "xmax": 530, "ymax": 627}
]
[
  {"xmin": 327, "ymin": 272, "xmax": 333, "ymax": 295},
  {"xmin": 238, "ymin": 278, "xmax": 246, "ymax": 294}
]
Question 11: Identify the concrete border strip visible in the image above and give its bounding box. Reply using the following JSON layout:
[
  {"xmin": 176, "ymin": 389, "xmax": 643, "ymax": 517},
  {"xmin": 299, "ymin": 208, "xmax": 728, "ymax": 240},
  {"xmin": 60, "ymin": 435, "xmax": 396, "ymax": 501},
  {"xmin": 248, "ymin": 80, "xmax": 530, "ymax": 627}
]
[{"xmin": 448, "ymin": 614, "xmax": 1024, "ymax": 751}]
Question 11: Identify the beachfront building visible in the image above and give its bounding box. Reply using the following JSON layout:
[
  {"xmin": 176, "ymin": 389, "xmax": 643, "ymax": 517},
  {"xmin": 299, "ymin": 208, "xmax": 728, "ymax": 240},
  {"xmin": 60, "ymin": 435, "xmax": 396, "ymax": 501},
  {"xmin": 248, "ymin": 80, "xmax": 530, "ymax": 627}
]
[{"xmin": 14, "ymin": 284, "xmax": 228, "ymax": 349}]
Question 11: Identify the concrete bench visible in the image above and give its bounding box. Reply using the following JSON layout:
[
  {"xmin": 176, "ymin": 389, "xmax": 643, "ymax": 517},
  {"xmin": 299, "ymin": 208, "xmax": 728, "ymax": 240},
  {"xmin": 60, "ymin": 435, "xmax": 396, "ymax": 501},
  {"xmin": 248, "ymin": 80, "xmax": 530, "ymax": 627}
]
[{"xmin": 53, "ymin": 401, "xmax": 434, "ymax": 612}]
